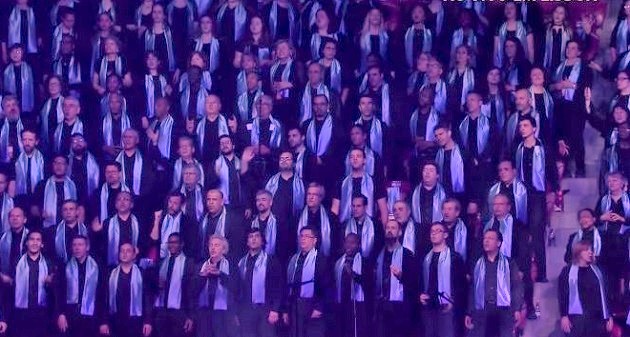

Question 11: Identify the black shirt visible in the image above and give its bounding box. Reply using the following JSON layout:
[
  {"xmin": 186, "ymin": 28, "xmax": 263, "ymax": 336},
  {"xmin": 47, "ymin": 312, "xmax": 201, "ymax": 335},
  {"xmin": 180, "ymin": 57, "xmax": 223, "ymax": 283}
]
[
  {"xmin": 220, "ymin": 7, "xmax": 236, "ymax": 43},
  {"xmin": 77, "ymin": 259, "xmax": 87, "ymax": 305},
  {"xmin": 27, "ymin": 256, "xmax": 41, "ymax": 308},
  {"xmin": 163, "ymin": 255, "xmax": 177, "ymax": 306},
  {"xmin": 419, "ymin": 186, "xmax": 436, "ymax": 226},
  {"xmin": 442, "ymin": 149, "xmax": 453, "ymax": 193},
  {"xmin": 427, "ymin": 252, "xmax": 440, "ymax": 308},
  {"xmin": 292, "ymin": 252, "xmax": 307, "ymax": 297},
  {"xmin": 275, "ymin": 6, "xmax": 290, "ymax": 40},
  {"xmin": 415, "ymin": 110, "xmax": 430, "ymax": 139},
  {"xmin": 71, "ymin": 156, "xmax": 88, "ymax": 202},
  {"xmin": 115, "ymin": 268, "xmax": 132, "ymax": 318},
  {"xmin": 241, "ymin": 253, "xmax": 258, "ymax": 303},
  {"xmin": 123, "ymin": 154, "xmax": 136, "ymax": 192},
  {"xmin": 272, "ymin": 175, "xmax": 293, "ymax": 221},
  {"xmin": 55, "ymin": 181, "xmax": 65, "ymax": 223},
  {"xmin": 202, "ymin": 118, "xmax": 221, "ymax": 163},
  {"xmin": 10, "ymin": 230, "xmax": 24, "ymax": 274},
  {"xmin": 483, "ymin": 257, "xmax": 499, "ymax": 305},
  {"xmin": 116, "ymin": 216, "xmax": 133, "ymax": 247},
  {"xmin": 522, "ymin": 146, "xmax": 535, "ymax": 191},
  {"xmin": 466, "ymin": 117, "xmax": 479, "ymax": 158},
  {"xmin": 382, "ymin": 250, "xmax": 392, "ymax": 299}
]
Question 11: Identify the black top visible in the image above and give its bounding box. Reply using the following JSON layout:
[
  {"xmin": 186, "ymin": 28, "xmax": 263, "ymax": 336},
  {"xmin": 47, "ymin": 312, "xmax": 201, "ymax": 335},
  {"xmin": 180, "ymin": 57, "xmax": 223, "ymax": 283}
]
[{"xmin": 558, "ymin": 265, "xmax": 606, "ymax": 318}]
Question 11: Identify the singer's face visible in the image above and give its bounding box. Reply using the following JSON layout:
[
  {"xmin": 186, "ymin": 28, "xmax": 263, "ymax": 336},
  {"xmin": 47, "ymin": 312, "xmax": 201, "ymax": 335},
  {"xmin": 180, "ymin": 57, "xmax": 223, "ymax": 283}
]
[{"xmin": 344, "ymin": 235, "xmax": 359, "ymax": 255}]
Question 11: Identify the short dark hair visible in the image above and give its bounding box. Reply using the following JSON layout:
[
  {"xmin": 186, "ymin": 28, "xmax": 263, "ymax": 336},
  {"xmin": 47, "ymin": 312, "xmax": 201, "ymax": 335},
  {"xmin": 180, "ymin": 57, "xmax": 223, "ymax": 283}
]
[
  {"xmin": 485, "ymin": 228, "xmax": 503, "ymax": 242},
  {"xmin": 300, "ymin": 225, "xmax": 319, "ymax": 239},
  {"xmin": 518, "ymin": 115, "xmax": 537, "ymax": 128},
  {"xmin": 352, "ymin": 194, "xmax": 368, "ymax": 206}
]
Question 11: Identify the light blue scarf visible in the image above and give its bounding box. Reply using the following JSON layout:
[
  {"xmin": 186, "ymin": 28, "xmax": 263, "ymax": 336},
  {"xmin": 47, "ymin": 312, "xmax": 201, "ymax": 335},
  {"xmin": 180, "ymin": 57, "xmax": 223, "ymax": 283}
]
[
  {"xmin": 54, "ymin": 55, "xmax": 81, "ymax": 86},
  {"xmin": 265, "ymin": 172, "xmax": 305, "ymax": 216},
  {"xmin": 421, "ymin": 79, "xmax": 447, "ymax": 115},
  {"xmin": 51, "ymin": 25, "xmax": 74, "ymax": 60},
  {"xmin": 481, "ymin": 93, "xmax": 506, "ymax": 130},
  {"xmin": 98, "ymin": 55, "xmax": 122, "ymax": 88},
  {"xmin": 554, "ymin": 59, "xmax": 582, "ymax": 101},
  {"xmin": 43, "ymin": 177, "xmax": 77, "ymax": 228},
  {"xmin": 106, "ymin": 215, "xmax": 139, "ymax": 266},
  {"xmin": 200, "ymin": 208, "xmax": 227, "ymax": 248},
  {"xmin": 572, "ymin": 228, "xmax": 602, "ymax": 256},
  {"xmin": 66, "ymin": 256, "xmax": 99, "ymax": 315},
  {"xmin": 407, "ymin": 71, "xmax": 425, "ymax": 96},
  {"xmin": 600, "ymin": 192, "xmax": 630, "ymax": 230},
  {"xmin": 237, "ymin": 89, "xmax": 263, "ymax": 121},
  {"xmin": 250, "ymin": 116, "xmax": 282, "ymax": 149},
  {"xmin": 450, "ymin": 28, "xmax": 477, "ymax": 67},
  {"xmin": 411, "ymin": 183, "xmax": 446, "ymax": 225},
  {"xmin": 252, "ymin": 215, "xmax": 277, "ymax": 255},
  {"xmin": 306, "ymin": 114, "xmax": 332, "ymax": 157},
  {"xmin": 297, "ymin": 207, "xmax": 331, "ymax": 256},
  {"xmin": 156, "ymin": 253, "xmax": 186, "ymax": 309},
  {"xmin": 474, "ymin": 254, "xmax": 511, "ymax": 309},
  {"xmin": 449, "ymin": 219, "xmax": 468, "ymax": 261},
  {"xmin": 0, "ymin": 194, "xmax": 14, "ymax": 233},
  {"xmin": 300, "ymin": 82, "xmax": 330, "ymax": 123},
  {"xmin": 448, "ymin": 67, "xmax": 475, "ymax": 109},
  {"xmin": 4, "ymin": 63, "xmax": 34, "ymax": 112},
  {"xmin": 181, "ymin": 86, "xmax": 209, "ymax": 120},
  {"xmin": 544, "ymin": 25, "xmax": 571, "ymax": 70},
  {"xmin": 180, "ymin": 184, "xmax": 205, "ymax": 222},
  {"xmin": 15, "ymin": 254, "xmax": 48, "ymax": 308},
  {"xmin": 345, "ymin": 217, "xmax": 375, "ymax": 257},
  {"xmin": 144, "ymin": 74, "xmax": 168, "ymax": 118},
  {"xmin": 116, "ymin": 150, "xmax": 143, "ymax": 196},
  {"xmin": 360, "ymin": 31, "xmax": 388, "ymax": 72},
  {"xmin": 339, "ymin": 172, "xmax": 374, "ymax": 223},
  {"xmin": 159, "ymin": 212, "xmax": 182, "ymax": 259},
  {"xmin": 40, "ymin": 97, "xmax": 64, "ymax": 148},
  {"xmin": 515, "ymin": 140, "xmax": 546, "ymax": 192},
  {"xmin": 102, "ymin": 112, "xmax": 130, "ymax": 147},
  {"xmin": 355, "ymin": 117, "xmax": 383, "ymax": 157},
  {"xmin": 436, "ymin": 145, "xmax": 465, "ymax": 193},
  {"xmin": 14, "ymin": 150, "xmax": 44, "ymax": 195},
  {"xmin": 214, "ymin": 155, "xmax": 241, "ymax": 205},
  {"xmin": 488, "ymin": 180, "xmax": 528, "ymax": 224},
  {"xmin": 151, "ymin": 115, "xmax": 175, "ymax": 159},
  {"xmin": 269, "ymin": 0, "xmax": 296, "ymax": 41},
  {"xmin": 505, "ymin": 111, "xmax": 541, "ymax": 150},
  {"xmin": 459, "ymin": 114, "xmax": 490, "ymax": 155},
  {"xmin": 344, "ymin": 146, "xmax": 375, "ymax": 176},
  {"xmin": 55, "ymin": 222, "xmax": 88, "ymax": 263},
  {"xmin": 376, "ymin": 245, "xmax": 403, "ymax": 301},
  {"xmin": 298, "ymin": 0, "xmax": 320, "ymax": 45},
  {"xmin": 409, "ymin": 108, "xmax": 439, "ymax": 142},
  {"xmin": 334, "ymin": 252, "xmax": 364, "ymax": 302},
  {"xmin": 363, "ymin": 83, "xmax": 391, "ymax": 126},
  {"xmin": 239, "ymin": 252, "xmax": 268, "ymax": 303},
  {"xmin": 145, "ymin": 26, "xmax": 176, "ymax": 71},
  {"xmin": 320, "ymin": 58, "xmax": 341, "ymax": 93},
  {"xmin": 54, "ymin": 120, "xmax": 83, "ymax": 153},
  {"xmin": 484, "ymin": 215, "xmax": 514, "ymax": 258},
  {"xmin": 173, "ymin": 159, "xmax": 205, "ymax": 191},
  {"xmin": 196, "ymin": 115, "xmax": 229, "ymax": 154},
  {"xmin": 270, "ymin": 59, "xmax": 293, "ymax": 99},
  {"xmin": 0, "ymin": 118, "xmax": 24, "ymax": 163},
  {"xmin": 310, "ymin": 32, "xmax": 338, "ymax": 60},
  {"xmin": 179, "ymin": 71, "xmax": 213, "ymax": 93},
  {"xmin": 98, "ymin": 183, "xmax": 130, "ymax": 222},
  {"xmin": 109, "ymin": 264, "xmax": 143, "ymax": 316},
  {"xmin": 495, "ymin": 20, "xmax": 527, "ymax": 67},
  {"xmin": 615, "ymin": 19, "xmax": 630, "ymax": 56},
  {"xmin": 404, "ymin": 25, "xmax": 432, "ymax": 68},
  {"xmin": 401, "ymin": 220, "xmax": 416, "ymax": 254},
  {"xmin": 288, "ymin": 248, "xmax": 317, "ymax": 298},
  {"xmin": 167, "ymin": 1, "xmax": 196, "ymax": 37},
  {"xmin": 194, "ymin": 37, "xmax": 220, "ymax": 73},
  {"xmin": 529, "ymin": 87, "xmax": 554, "ymax": 124},
  {"xmin": 0, "ymin": 228, "xmax": 27, "ymax": 273},
  {"xmin": 8, "ymin": 6, "xmax": 37, "ymax": 53},
  {"xmin": 568, "ymin": 264, "xmax": 609, "ymax": 318},
  {"xmin": 50, "ymin": 1, "xmax": 77, "ymax": 26},
  {"xmin": 217, "ymin": 2, "xmax": 247, "ymax": 42},
  {"xmin": 423, "ymin": 248, "xmax": 451, "ymax": 304}
]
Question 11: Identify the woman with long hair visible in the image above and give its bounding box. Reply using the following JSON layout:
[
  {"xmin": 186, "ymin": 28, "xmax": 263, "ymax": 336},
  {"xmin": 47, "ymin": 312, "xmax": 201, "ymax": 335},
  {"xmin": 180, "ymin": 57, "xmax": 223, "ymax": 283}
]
[
  {"xmin": 309, "ymin": 9, "xmax": 338, "ymax": 61},
  {"xmin": 192, "ymin": 15, "xmax": 221, "ymax": 75},
  {"xmin": 359, "ymin": 8, "xmax": 388, "ymax": 73},
  {"xmin": 494, "ymin": 2, "xmax": 534, "ymax": 67},
  {"xmin": 92, "ymin": 36, "xmax": 132, "ymax": 96},
  {"xmin": 500, "ymin": 37, "xmax": 531, "ymax": 95},
  {"xmin": 543, "ymin": 4, "xmax": 572, "ymax": 72},
  {"xmin": 446, "ymin": 45, "xmax": 477, "ymax": 123},
  {"xmin": 143, "ymin": 3, "xmax": 178, "ymax": 78},
  {"xmin": 234, "ymin": 15, "xmax": 272, "ymax": 68}
]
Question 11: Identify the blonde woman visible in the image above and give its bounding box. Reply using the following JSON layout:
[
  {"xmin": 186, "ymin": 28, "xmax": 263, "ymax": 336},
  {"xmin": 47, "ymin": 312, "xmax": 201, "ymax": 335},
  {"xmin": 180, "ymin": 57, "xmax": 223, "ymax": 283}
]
[{"xmin": 359, "ymin": 8, "xmax": 388, "ymax": 73}]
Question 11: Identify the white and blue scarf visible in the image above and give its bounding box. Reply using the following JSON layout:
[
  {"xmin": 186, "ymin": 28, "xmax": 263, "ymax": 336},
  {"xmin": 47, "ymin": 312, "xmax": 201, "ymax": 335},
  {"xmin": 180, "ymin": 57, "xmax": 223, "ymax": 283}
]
[
  {"xmin": 237, "ymin": 89, "xmax": 263, "ymax": 121},
  {"xmin": 310, "ymin": 32, "xmax": 338, "ymax": 60},
  {"xmin": 553, "ymin": 59, "xmax": 582, "ymax": 101},
  {"xmin": 484, "ymin": 215, "xmax": 514, "ymax": 258},
  {"xmin": 459, "ymin": 114, "xmax": 490, "ymax": 155},
  {"xmin": 345, "ymin": 217, "xmax": 375, "ymax": 257},
  {"xmin": 409, "ymin": 108, "xmax": 439, "ymax": 142},
  {"xmin": 297, "ymin": 207, "xmax": 331, "ymax": 256},
  {"xmin": 252, "ymin": 215, "xmax": 278, "ymax": 255},
  {"xmin": 180, "ymin": 184, "xmax": 205, "ymax": 222},
  {"xmin": 495, "ymin": 20, "xmax": 528, "ymax": 67},
  {"xmin": 250, "ymin": 116, "xmax": 282, "ymax": 149},
  {"xmin": 155, "ymin": 253, "xmax": 186, "ymax": 309},
  {"xmin": 144, "ymin": 74, "xmax": 168, "ymax": 118},
  {"xmin": 376, "ymin": 245, "xmax": 403, "ymax": 301},
  {"xmin": 214, "ymin": 155, "xmax": 241, "ymax": 205},
  {"xmin": 269, "ymin": 0, "xmax": 296, "ymax": 41},
  {"xmin": 66, "ymin": 256, "xmax": 99, "ymax": 315},
  {"xmin": 360, "ymin": 31, "xmax": 388, "ymax": 71},
  {"xmin": 217, "ymin": 2, "xmax": 247, "ymax": 42},
  {"xmin": 196, "ymin": 115, "xmax": 229, "ymax": 154},
  {"xmin": 239, "ymin": 252, "xmax": 268, "ymax": 303},
  {"xmin": 404, "ymin": 25, "xmax": 432, "ymax": 69},
  {"xmin": 0, "ymin": 228, "xmax": 28, "ymax": 273},
  {"xmin": 55, "ymin": 221, "xmax": 88, "ymax": 262},
  {"xmin": 306, "ymin": 114, "xmax": 332, "ymax": 157},
  {"xmin": 150, "ymin": 115, "xmax": 175, "ymax": 159},
  {"xmin": 338, "ymin": 172, "xmax": 374, "ymax": 223},
  {"xmin": 448, "ymin": 67, "xmax": 475, "ymax": 109},
  {"xmin": 97, "ymin": 55, "xmax": 122, "ymax": 88},
  {"xmin": 8, "ymin": 6, "xmax": 37, "ymax": 53},
  {"xmin": 355, "ymin": 117, "xmax": 383, "ymax": 157},
  {"xmin": 488, "ymin": 180, "xmax": 528, "ymax": 224},
  {"xmin": 180, "ymin": 85, "xmax": 209, "ymax": 120},
  {"xmin": 4, "ymin": 63, "xmax": 34, "ymax": 112},
  {"xmin": 421, "ymin": 79, "xmax": 447, "ymax": 115},
  {"xmin": 265, "ymin": 173, "xmax": 305, "ymax": 216},
  {"xmin": 288, "ymin": 249, "xmax": 317, "ymax": 298},
  {"xmin": 43, "ymin": 177, "xmax": 77, "ymax": 228},
  {"xmin": 516, "ymin": 140, "xmax": 546, "ymax": 192},
  {"xmin": 0, "ymin": 118, "xmax": 24, "ymax": 162},
  {"xmin": 53, "ymin": 55, "xmax": 81, "ymax": 85},
  {"xmin": 14, "ymin": 150, "xmax": 44, "ymax": 195},
  {"xmin": 0, "ymin": 194, "xmax": 14, "ymax": 233},
  {"xmin": 116, "ymin": 150, "xmax": 143, "ymax": 196},
  {"xmin": 145, "ymin": 26, "xmax": 176, "ymax": 71},
  {"xmin": 40, "ymin": 97, "xmax": 64, "ymax": 147},
  {"xmin": 344, "ymin": 146, "xmax": 375, "ymax": 176},
  {"xmin": 544, "ymin": 25, "xmax": 571, "ymax": 70},
  {"xmin": 568, "ymin": 264, "xmax": 609, "ymax": 318},
  {"xmin": 194, "ymin": 37, "xmax": 220, "ymax": 73},
  {"xmin": 436, "ymin": 145, "xmax": 465, "ymax": 193},
  {"xmin": 109, "ymin": 264, "xmax": 143, "ymax": 316},
  {"xmin": 102, "ymin": 112, "xmax": 131, "ymax": 147},
  {"xmin": 270, "ymin": 59, "xmax": 293, "ymax": 99},
  {"xmin": 474, "ymin": 254, "xmax": 511, "ymax": 309},
  {"xmin": 411, "ymin": 183, "xmax": 446, "ymax": 225},
  {"xmin": 159, "ymin": 212, "xmax": 182, "ymax": 259},
  {"xmin": 106, "ymin": 215, "xmax": 139, "ymax": 266},
  {"xmin": 423, "ymin": 248, "xmax": 451, "ymax": 304},
  {"xmin": 15, "ymin": 254, "xmax": 48, "ymax": 308},
  {"xmin": 300, "ymin": 82, "xmax": 330, "ymax": 124},
  {"xmin": 334, "ymin": 253, "xmax": 364, "ymax": 302},
  {"xmin": 54, "ymin": 119, "xmax": 83, "ymax": 153}
]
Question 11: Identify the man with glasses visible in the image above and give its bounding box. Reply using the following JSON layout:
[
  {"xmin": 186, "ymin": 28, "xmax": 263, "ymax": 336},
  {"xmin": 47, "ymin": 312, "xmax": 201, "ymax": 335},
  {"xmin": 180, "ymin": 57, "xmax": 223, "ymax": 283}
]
[
  {"xmin": 68, "ymin": 133, "xmax": 99, "ymax": 204},
  {"xmin": 153, "ymin": 233, "xmax": 195, "ymax": 337},
  {"xmin": 420, "ymin": 222, "xmax": 466, "ymax": 337},
  {"xmin": 265, "ymin": 151, "xmax": 305, "ymax": 234},
  {"xmin": 284, "ymin": 226, "xmax": 330, "ymax": 337}
]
